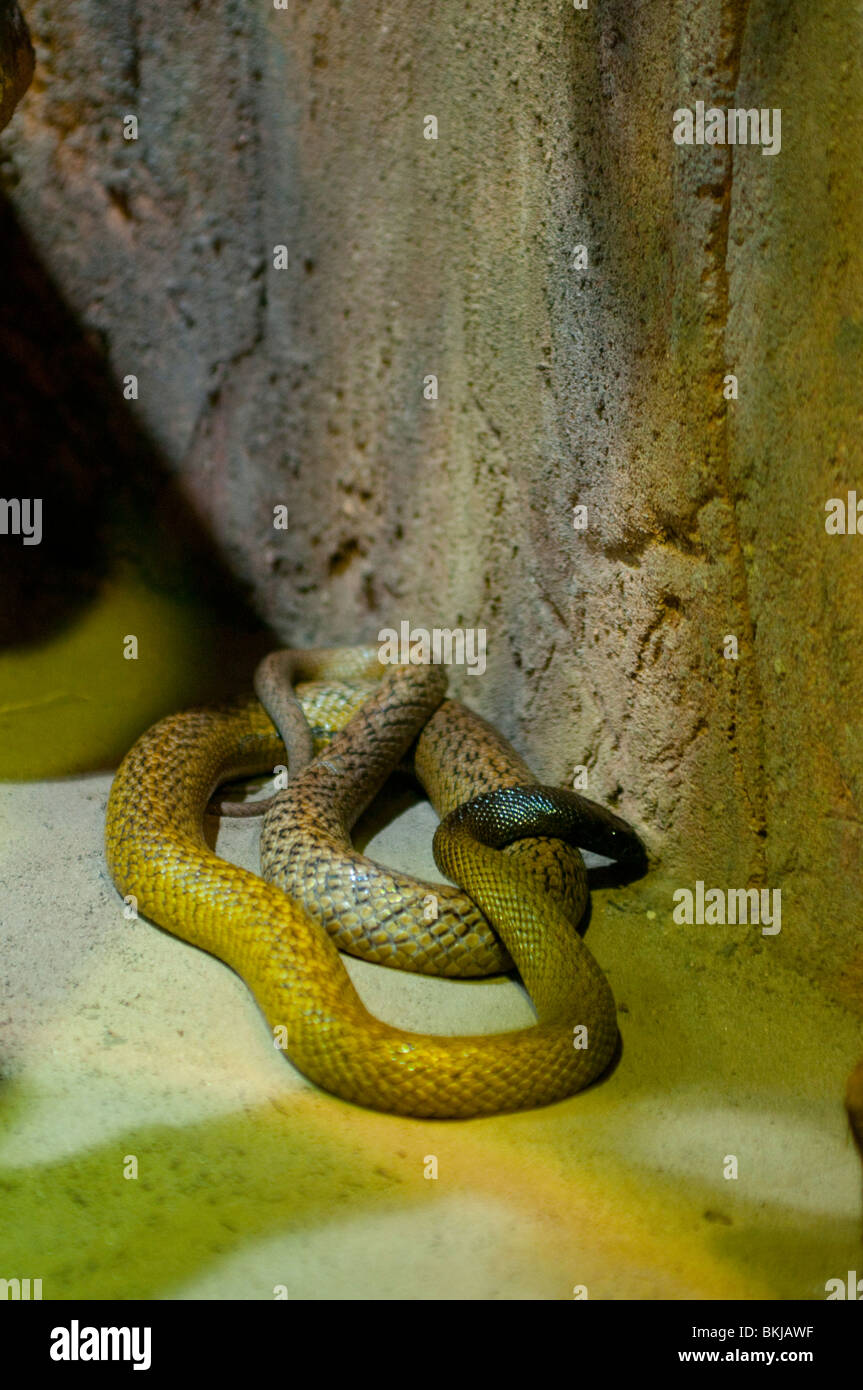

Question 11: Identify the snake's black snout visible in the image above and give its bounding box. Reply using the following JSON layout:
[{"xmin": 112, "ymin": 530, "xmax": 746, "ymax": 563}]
[{"xmin": 439, "ymin": 783, "xmax": 647, "ymax": 875}]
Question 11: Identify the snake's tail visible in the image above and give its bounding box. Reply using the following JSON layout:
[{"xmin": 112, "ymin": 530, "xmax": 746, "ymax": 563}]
[
  {"xmin": 265, "ymin": 663, "xmax": 450, "ymax": 836},
  {"xmin": 253, "ymin": 652, "xmax": 316, "ymax": 771},
  {"xmin": 207, "ymin": 650, "xmax": 381, "ymax": 819}
]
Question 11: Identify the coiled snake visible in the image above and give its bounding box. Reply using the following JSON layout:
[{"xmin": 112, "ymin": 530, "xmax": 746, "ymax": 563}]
[{"xmin": 105, "ymin": 647, "xmax": 645, "ymax": 1118}]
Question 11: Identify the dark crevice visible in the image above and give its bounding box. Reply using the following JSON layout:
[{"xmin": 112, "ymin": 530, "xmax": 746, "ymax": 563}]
[{"xmin": 0, "ymin": 194, "xmax": 271, "ymax": 694}]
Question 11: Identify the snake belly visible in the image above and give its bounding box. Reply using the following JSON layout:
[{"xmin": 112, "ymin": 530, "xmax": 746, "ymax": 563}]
[{"xmin": 105, "ymin": 648, "xmax": 623, "ymax": 1118}]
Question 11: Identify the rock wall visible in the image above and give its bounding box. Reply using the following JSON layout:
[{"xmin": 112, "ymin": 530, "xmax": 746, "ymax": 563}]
[{"xmin": 2, "ymin": 0, "xmax": 861, "ymax": 1002}]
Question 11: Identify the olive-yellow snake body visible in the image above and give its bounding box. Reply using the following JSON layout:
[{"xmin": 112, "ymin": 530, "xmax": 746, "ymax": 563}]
[{"xmin": 105, "ymin": 647, "xmax": 644, "ymax": 1118}]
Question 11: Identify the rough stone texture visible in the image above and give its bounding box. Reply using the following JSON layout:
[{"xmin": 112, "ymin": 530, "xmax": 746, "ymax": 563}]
[
  {"xmin": 0, "ymin": 0, "xmax": 32, "ymax": 132},
  {"xmin": 1, "ymin": 1, "xmax": 861, "ymax": 1003}
]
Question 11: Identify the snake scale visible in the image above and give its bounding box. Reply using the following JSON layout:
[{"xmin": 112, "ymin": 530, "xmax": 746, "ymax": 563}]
[{"xmin": 105, "ymin": 647, "xmax": 645, "ymax": 1118}]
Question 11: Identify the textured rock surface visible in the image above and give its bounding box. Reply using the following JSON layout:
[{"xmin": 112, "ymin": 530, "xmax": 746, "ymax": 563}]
[{"xmin": 1, "ymin": 1, "xmax": 861, "ymax": 1003}]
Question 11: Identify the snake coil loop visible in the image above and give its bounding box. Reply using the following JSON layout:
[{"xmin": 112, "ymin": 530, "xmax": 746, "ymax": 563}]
[{"xmin": 106, "ymin": 649, "xmax": 646, "ymax": 1117}]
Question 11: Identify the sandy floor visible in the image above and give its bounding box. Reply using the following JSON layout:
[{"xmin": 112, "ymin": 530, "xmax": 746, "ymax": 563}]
[{"xmin": 1, "ymin": 772, "xmax": 861, "ymax": 1301}]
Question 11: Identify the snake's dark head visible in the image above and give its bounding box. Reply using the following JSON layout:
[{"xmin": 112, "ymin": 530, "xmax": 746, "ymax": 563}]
[
  {"xmin": 437, "ymin": 783, "xmax": 648, "ymax": 878},
  {"xmin": 584, "ymin": 805, "xmax": 648, "ymax": 875}
]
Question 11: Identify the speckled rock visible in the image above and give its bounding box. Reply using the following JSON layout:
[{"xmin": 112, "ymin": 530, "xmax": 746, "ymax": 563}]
[{"xmin": 1, "ymin": 0, "xmax": 861, "ymax": 1005}]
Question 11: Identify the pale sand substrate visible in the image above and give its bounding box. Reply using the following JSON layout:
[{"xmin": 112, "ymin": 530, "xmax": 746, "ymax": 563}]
[{"xmin": 1, "ymin": 773, "xmax": 861, "ymax": 1301}]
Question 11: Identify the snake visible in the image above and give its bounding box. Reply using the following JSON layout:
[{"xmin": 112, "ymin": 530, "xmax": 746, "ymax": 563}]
[{"xmin": 105, "ymin": 647, "xmax": 645, "ymax": 1118}]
